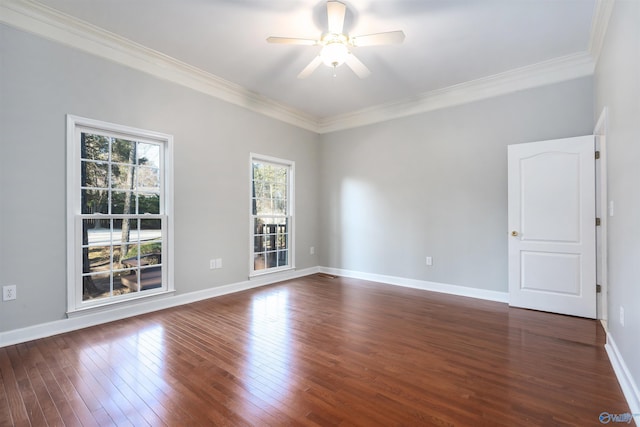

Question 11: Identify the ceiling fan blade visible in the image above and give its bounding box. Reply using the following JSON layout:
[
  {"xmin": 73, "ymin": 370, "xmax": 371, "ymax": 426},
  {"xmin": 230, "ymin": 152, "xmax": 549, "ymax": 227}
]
[
  {"xmin": 344, "ymin": 53, "xmax": 371, "ymax": 79},
  {"xmin": 351, "ymin": 30, "xmax": 405, "ymax": 47},
  {"xmin": 327, "ymin": 1, "xmax": 346, "ymax": 34},
  {"xmin": 267, "ymin": 37, "xmax": 318, "ymax": 46},
  {"xmin": 297, "ymin": 56, "xmax": 323, "ymax": 79}
]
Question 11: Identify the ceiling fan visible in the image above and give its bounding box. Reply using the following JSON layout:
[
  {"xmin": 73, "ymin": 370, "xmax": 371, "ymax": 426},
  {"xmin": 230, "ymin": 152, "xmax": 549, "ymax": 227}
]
[{"xmin": 267, "ymin": 1, "xmax": 405, "ymax": 79}]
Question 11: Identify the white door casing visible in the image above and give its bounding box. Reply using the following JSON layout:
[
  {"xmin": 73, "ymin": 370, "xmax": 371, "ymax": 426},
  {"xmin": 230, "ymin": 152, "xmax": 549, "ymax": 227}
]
[
  {"xmin": 594, "ymin": 108, "xmax": 608, "ymax": 323},
  {"xmin": 508, "ymin": 136, "xmax": 596, "ymax": 318}
]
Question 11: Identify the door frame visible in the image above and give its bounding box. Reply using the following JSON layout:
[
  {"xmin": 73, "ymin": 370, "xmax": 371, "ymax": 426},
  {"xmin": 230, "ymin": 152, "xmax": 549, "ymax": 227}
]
[{"xmin": 595, "ymin": 107, "xmax": 609, "ymax": 322}]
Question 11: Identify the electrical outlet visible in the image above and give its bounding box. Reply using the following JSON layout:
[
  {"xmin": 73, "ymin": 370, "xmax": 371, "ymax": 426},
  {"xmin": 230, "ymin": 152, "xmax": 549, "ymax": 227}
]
[
  {"xmin": 620, "ymin": 306, "xmax": 625, "ymax": 327},
  {"xmin": 426, "ymin": 256, "xmax": 433, "ymax": 266},
  {"xmin": 310, "ymin": 246, "xmax": 315, "ymax": 255},
  {"xmin": 210, "ymin": 259, "xmax": 216, "ymax": 269},
  {"xmin": 216, "ymin": 258, "xmax": 222, "ymax": 269},
  {"xmin": 3, "ymin": 285, "xmax": 16, "ymax": 301}
]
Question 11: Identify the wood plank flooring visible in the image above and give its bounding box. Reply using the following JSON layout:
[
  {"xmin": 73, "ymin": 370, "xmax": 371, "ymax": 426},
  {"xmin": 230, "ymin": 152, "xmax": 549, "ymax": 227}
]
[{"xmin": 0, "ymin": 274, "xmax": 633, "ymax": 426}]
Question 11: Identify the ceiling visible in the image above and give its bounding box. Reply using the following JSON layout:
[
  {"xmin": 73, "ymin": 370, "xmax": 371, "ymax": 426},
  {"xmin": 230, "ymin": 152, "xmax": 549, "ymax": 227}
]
[{"xmin": 8, "ymin": 0, "xmax": 599, "ymax": 124}]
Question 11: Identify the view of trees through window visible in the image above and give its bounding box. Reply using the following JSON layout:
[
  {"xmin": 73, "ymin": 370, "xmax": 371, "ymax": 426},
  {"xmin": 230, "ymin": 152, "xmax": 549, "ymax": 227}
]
[
  {"xmin": 251, "ymin": 158, "xmax": 292, "ymax": 273},
  {"xmin": 81, "ymin": 132, "xmax": 163, "ymax": 301}
]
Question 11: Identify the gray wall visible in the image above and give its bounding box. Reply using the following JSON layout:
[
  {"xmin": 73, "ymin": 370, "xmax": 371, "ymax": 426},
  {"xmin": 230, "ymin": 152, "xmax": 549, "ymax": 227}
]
[
  {"xmin": 594, "ymin": 0, "xmax": 640, "ymax": 397},
  {"xmin": 0, "ymin": 24, "xmax": 320, "ymax": 332},
  {"xmin": 319, "ymin": 78, "xmax": 594, "ymax": 292}
]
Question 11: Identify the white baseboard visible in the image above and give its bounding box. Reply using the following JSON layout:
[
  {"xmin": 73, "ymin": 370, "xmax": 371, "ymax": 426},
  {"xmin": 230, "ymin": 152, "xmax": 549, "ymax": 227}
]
[
  {"xmin": 0, "ymin": 266, "xmax": 319, "ymax": 348},
  {"xmin": 605, "ymin": 333, "xmax": 640, "ymax": 418},
  {"xmin": 319, "ymin": 267, "xmax": 509, "ymax": 303}
]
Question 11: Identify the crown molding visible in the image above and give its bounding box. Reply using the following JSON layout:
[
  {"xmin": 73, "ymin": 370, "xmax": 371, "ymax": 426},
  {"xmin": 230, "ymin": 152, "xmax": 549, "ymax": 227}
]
[
  {"xmin": 0, "ymin": 0, "xmax": 321, "ymax": 132},
  {"xmin": 318, "ymin": 52, "xmax": 595, "ymax": 133},
  {"xmin": 2, "ymin": 0, "xmax": 598, "ymax": 135},
  {"xmin": 588, "ymin": 0, "xmax": 615, "ymax": 64}
]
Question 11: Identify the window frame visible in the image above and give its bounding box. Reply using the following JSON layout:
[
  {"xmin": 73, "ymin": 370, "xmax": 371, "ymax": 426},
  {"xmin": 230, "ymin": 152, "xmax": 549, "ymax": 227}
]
[
  {"xmin": 66, "ymin": 115, "xmax": 174, "ymax": 314},
  {"xmin": 249, "ymin": 153, "xmax": 295, "ymax": 277}
]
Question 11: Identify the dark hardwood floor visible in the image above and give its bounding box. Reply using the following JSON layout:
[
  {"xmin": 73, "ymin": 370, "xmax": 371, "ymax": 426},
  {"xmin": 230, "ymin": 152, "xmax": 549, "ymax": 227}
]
[{"xmin": 0, "ymin": 274, "xmax": 633, "ymax": 426}]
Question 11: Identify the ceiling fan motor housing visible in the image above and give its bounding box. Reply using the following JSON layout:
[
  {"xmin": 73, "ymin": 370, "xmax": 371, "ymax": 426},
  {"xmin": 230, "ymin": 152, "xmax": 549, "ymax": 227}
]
[{"xmin": 320, "ymin": 34, "xmax": 350, "ymax": 67}]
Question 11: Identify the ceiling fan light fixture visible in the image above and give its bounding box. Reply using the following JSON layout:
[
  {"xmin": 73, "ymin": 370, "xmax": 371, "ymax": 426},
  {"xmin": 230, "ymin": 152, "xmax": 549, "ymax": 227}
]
[
  {"xmin": 267, "ymin": 1, "xmax": 404, "ymax": 79},
  {"xmin": 320, "ymin": 42, "xmax": 349, "ymax": 67}
]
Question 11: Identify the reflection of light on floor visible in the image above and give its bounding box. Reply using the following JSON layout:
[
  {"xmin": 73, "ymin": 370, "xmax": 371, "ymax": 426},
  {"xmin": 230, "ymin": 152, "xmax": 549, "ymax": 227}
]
[
  {"xmin": 79, "ymin": 325, "xmax": 168, "ymax": 413},
  {"xmin": 246, "ymin": 289, "xmax": 293, "ymax": 405}
]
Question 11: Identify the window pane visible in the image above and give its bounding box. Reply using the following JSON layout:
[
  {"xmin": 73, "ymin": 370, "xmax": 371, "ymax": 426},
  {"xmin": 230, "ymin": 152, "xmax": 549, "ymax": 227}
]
[
  {"xmin": 115, "ymin": 269, "xmax": 139, "ymax": 293},
  {"xmin": 139, "ymin": 219, "xmax": 162, "ymax": 264},
  {"xmin": 277, "ymin": 232, "xmax": 288, "ymax": 250},
  {"xmin": 266, "ymin": 251, "xmax": 277, "ymax": 269},
  {"xmin": 137, "ymin": 143, "xmax": 160, "ymax": 168},
  {"xmin": 82, "ymin": 189, "xmax": 108, "ymax": 214},
  {"xmin": 272, "ymin": 182, "xmax": 286, "ymax": 198},
  {"xmin": 273, "ymin": 198, "xmax": 287, "ymax": 216},
  {"xmin": 85, "ymin": 245, "xmax": 111, "ymax": 274},
  {"xmin": 263, "ymin": 222, "xmax": 277, "ymax": 250},
  {"xmin": 140, "ymin": 218, "xmax": 161, "ymax": 236},
  {"xmin": 254, "ymin": 218, "xmax": 264, "ymax": 235},
  {"xmin": 254, "ymin": 236, "xmax": 265, "ymax": 252},
  {"xmin": 82, "ymin": 272, "xmax": 111, "ymax": 301},
  {"xmin": 83, "ymin": 219, "xmax": 111, "ymax": 245},
  {"xmin": 254, "ymin": 198, "xmax": 270, "ymax": 215},
  {"xmin": 115, "ymin": 243, "xmax": 139, "ymax": 268},
  {"xmin": 138, "ymin": 193, "xmax": 160, "ymax": 214},
  {"xmin": 81, "ymin": 161, "xmax": 108, "ymax": 188},
  {"xmin": 137, "ymin": 166, "xmax": 160, "ymax": 191},
  {"xmin": 81, "ymin": 133, "xmax": 109, "ymax": 161},
  {"xmin": 111, "ymin": 191, "xmax": 135, "ymax": 214},
  {"xmin": 111, "ymin": 164, "xmax": 136, "ymax": 190},
  {"xmin": 139, "ymin": 266, "xmax": 162, "ymax": 290},
  {"xmin": 142, "ymin": 252, "xmax": 161, "ymax": 265},
  {"xmin": 117, "ymin": 218, "xmax": 138, "ymax": 245},
  {"xmin": 253, "ymin": 181, "xmax": 269, "ymax": 199},
  {"xmin": 139, "ymin": 242, "xmax": 162, "ymax": 265},
  {"xmin": 252, "ymin": 165, "xmax": 288, "ymax": 216},
  {"xmin": 111, "ymin": 138, "xmax": 135, "ymax": 164},
  {"xmin": 277, "ymin": 250, "xmax": 288, "ymax": 267},
  {"xmin": 276, "ymin": 171, "xmax": 287, "ymax": 185},
  {"xmin": 254, "ymin": 253, "xmax": 265, "ymax": 271}
]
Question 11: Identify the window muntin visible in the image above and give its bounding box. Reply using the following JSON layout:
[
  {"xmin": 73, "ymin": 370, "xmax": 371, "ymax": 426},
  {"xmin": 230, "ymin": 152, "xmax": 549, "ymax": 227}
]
[
  {"xmin": 68, "ymin": 116, "xmax": 172, "ymax": 312},
  {"xmin": 251, "ymin": 155, "xmax": 294, "ymax": 275}
]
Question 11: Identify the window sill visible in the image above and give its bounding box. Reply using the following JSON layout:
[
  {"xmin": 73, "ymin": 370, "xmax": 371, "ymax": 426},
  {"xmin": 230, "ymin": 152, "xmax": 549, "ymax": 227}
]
[
  {"xmin": 67, "ymin": 289, "xmax": 176, "ymax": 318},
  {"xmin": 249, "ymin": 266, "xmax": 295, "ymax": 279}
]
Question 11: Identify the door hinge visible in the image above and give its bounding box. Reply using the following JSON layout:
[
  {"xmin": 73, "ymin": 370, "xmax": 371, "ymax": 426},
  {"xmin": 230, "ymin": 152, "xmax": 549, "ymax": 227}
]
[
  {"xmin": 595, "ymin": 150, "xmax": 600, "ymax": 160},
  {"xmin": 596, "ymin": 217, "xmax": 601, "ymax": 226},
  {"xmin": 596, "ymin": 284, "xmax": 602, "ymax": 293}
]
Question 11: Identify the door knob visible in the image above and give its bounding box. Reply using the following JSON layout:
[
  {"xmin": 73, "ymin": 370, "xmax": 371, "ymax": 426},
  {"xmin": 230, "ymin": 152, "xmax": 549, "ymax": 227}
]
[{"xmin": 511, "ymin": 231, "xmax": 519, "ymax": 237}]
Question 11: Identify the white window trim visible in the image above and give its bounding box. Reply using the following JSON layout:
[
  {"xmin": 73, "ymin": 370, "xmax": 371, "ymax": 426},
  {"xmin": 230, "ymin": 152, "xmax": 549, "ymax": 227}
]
[
  {"xmin": 66, "ymin": 115, "xmax": 174, "ymax": 315},
  {"xmin": 249, "ymin": 153, "xmax": 295, "ymax": 278}
]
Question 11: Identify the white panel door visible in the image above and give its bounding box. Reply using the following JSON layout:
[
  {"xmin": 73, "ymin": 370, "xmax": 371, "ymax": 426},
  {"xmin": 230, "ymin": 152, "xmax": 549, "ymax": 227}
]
[{"xmin": 508, "ymin": 136, "xmax": 596, "ymax": 318}]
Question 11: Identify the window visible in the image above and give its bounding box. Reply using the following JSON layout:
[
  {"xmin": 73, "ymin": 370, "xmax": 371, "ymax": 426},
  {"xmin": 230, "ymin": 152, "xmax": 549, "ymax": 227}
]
[
  {"xmin": 250, "ymin": 154, "xmax": 294, "ymax": 276},
  {"xmin": 67, "ymin": 115, "xmax": 173, "ymax": 313}
]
